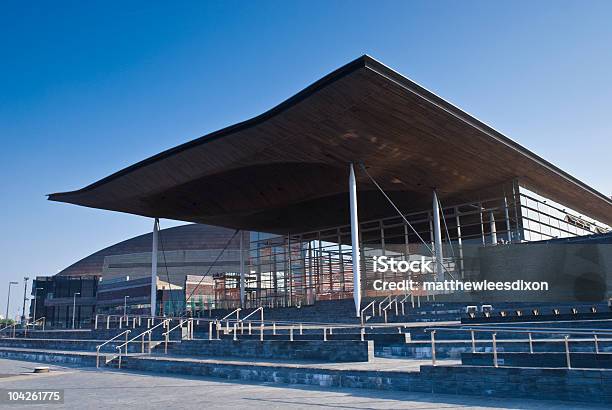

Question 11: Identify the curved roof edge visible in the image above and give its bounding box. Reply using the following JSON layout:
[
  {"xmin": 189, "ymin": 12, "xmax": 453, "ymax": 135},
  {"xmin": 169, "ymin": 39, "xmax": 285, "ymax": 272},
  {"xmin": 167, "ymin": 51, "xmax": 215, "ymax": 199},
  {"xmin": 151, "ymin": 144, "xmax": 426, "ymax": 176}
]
[{"xmin": 48, "ymin": 54, "xmax": 611, "ymax": 209}]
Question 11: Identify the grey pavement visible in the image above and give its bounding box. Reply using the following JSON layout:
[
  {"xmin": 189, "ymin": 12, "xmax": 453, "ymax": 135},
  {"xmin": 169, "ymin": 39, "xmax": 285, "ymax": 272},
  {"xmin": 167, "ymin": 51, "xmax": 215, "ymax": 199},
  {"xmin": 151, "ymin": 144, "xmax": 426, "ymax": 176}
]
[{"xmin": 0, "ymin": 358, "xmax": 606, "ymax": 409}]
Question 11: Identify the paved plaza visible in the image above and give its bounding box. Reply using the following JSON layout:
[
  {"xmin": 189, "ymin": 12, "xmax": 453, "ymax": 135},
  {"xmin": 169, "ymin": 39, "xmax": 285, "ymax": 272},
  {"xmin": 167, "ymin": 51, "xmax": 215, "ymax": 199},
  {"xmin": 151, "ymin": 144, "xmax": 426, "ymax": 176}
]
[{"xmin": 0, "ymin": 358, "xmax": 606, "ymax": 409}]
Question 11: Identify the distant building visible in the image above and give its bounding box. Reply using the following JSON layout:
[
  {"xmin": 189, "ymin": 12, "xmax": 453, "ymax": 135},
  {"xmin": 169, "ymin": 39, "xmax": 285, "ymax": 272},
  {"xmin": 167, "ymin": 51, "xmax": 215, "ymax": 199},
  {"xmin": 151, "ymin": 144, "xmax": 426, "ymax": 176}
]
[{"xmin": 31, "ymin": 224, "xmax": 249, "ymax": 326}]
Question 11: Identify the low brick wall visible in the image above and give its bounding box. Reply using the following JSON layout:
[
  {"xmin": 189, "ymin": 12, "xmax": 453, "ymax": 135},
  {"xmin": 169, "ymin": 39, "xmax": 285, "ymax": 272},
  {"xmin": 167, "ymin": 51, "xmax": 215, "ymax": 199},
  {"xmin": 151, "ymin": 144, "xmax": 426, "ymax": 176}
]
[{"xmin": 171, "ymin": 339, "xmax": 374, "ymax": 362}]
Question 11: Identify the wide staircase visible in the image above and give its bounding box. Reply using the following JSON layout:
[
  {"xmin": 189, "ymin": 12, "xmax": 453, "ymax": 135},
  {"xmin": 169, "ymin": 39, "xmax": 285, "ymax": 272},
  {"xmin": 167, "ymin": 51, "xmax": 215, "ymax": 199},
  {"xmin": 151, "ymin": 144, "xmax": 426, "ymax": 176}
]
[{"xmin": 1, "ymin": 298, "xmax": 611, "ymax": 404}]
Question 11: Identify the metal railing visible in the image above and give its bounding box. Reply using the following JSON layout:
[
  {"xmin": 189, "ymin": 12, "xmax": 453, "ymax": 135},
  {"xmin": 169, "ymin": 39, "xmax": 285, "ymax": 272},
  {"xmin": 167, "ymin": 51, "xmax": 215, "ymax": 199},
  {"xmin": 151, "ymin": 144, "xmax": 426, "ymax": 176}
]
[
  {"xmin": 381, "ymin": 297, "xmax": 399, "ymax": 323},
  {"xmin": 221, "ymin": 308, "xmax": 241, "ymax": 322},
  {"xmin": 23, "ymin": 317, "xmax": 46, "ymax": 337},
  {"xmin": 28, "ymin": 317, "xmax": 46, "ymax": 331},
  {"xmin": 377, "ymin": 295, "xmax": 391, "ymax": 316},
  {"xmin": 161, "ymin": 319, "xmax": 193, "ymax": 354},
  {"xmin": 114, "ymin": 319, "xmax": 170, "ymax": 369},
  {"xmin": 360, "ymin": 301, "xmax": 376, "ymax": 326},
  {"xmin": 94, "ymin": 314, "xmax": 172, "ymax": 330},
  {"xmin": 0, "ymin": 323, "xmax": 18, "ymax": 338},
  {"xmin": 425, "ymin": 326, "xmax": 612, "ymax": 369},
  {"xmin": 96, "ymin": 330, "xmax": 131, "ymax": 368},
  {"xmin": 239, "ymin": 307, "xmax": 263, "ymax": 323}
]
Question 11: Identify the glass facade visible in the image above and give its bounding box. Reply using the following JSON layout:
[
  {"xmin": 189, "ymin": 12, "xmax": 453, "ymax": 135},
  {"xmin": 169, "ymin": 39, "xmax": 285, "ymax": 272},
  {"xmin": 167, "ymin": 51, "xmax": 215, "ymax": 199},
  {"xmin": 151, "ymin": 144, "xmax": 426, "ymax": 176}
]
[
  {"xmin": 519, "ymin": 186, "xmax": 610, "ymax": 241},
  {"xmin": 208, "ymin": 181, "xmax": 611, "ymax": 310}
]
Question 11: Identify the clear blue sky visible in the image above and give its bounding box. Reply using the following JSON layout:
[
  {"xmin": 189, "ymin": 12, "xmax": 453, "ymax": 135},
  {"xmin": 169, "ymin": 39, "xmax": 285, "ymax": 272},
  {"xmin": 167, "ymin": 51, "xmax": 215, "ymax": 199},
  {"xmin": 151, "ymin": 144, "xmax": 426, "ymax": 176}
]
[{"xmin": 1, "ymin": 1, "xmax": 611, "ymax": 319}]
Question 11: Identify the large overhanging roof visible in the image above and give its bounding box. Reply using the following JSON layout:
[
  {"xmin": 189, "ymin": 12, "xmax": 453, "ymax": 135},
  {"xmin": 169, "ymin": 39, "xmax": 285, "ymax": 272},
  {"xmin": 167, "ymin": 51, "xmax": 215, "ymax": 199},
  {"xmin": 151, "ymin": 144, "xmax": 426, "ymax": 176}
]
[{"xmin": 49, "ymin": 55, "xmax": 612, "ymax": 234}]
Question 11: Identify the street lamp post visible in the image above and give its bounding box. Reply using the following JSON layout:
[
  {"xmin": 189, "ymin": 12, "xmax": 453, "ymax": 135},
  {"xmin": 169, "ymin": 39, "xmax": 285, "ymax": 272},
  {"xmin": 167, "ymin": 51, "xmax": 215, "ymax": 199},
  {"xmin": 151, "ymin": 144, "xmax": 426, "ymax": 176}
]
[
  {"xmin": 5, "ymin": 281, "xmax": 18, "ymax": 323},
  {"xmin": 22, "ymin": 277, "xmax": 29, "ymax": 324},
  {"xmin": 33, "ymin": 288, "xmax": 43, "ymax": 324},
  {"xmin": 123, "ymin": 295, "xmax": 130, "ymax": 319},
  {"xmin": 72, "ymin": 292, "xmax": 81, "ymax": 329}
]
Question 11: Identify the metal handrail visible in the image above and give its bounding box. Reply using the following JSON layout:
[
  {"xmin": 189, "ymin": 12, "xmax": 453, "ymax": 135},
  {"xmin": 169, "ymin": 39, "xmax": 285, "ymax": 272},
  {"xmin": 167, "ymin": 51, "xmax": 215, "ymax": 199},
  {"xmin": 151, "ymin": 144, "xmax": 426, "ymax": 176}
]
[
  {"xmin": 23, "ymin": 317, "xmax": 46, "ymax": 336},
  {"xmin": 221, "ymin": 308, "xmax": 241, "ymax": 321},
  {"xmin": 381, "ymin": 297, "xmax": 399, "ymax": 323},
  {"xmin": 96, "ymin": 330, "xmax": 131, "ymax": 368},
  {"xmin": 239, "ymin": 307, "xmax": 263, "ymax": 323},
  {"xmin": 399, "ymin": 294, "xmax": 414, "ymax": 314},
  {"xmin": 360, "ymin": 301, "xmax": 376, "ymax": 326},
  {"xmin": 377, "ymin": 295, "xmax": 391, "ymax": 316},
  {"xmin": 425, "ymin": 326, "xmax": 612, "ymax": 369},
  {"xmin": 95, "ymin": 314, "xmax": 178, "ymax": 329},
  {"xmin": 115, "ymin": 319, "xmax": 170, "ymax": 368},
  {"xmin": 161, "ymin": 319, "xmax": 193, "ymax": 354},
  {"xmin": 466, "ymin": 325, "xmax": 612, "ymax": 335},
  {"xmin": 30, "ymin": 317, "xmax": 46, "ymax": 330},
  {"xmin": 0, "ymin": 323, "xmax": 18, "ymax": 338}
]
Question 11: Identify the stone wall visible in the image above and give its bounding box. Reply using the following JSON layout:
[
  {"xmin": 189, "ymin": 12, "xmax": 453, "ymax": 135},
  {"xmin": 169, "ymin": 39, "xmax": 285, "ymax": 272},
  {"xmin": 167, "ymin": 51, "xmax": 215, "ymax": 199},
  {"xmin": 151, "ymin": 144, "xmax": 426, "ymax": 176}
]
[{"xmin": 170, "ymin": 339, "xmax": 374, "ymax": 362}]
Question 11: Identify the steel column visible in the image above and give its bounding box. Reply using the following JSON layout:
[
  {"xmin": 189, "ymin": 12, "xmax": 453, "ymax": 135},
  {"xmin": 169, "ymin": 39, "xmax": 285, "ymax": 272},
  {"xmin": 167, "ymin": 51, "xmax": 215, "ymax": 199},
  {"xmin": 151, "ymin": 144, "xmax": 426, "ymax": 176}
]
[
  {"xmin": 151, "ymin": 218, "xmax": 159, "ymax": 317},
  {"xmin": 432, "ymin": 190, "xmax": 444, "ymax": 281},
  {"xmin": 349, "ymin": 163, "xmax": 361, "ymax": 317},
  {"xmin": 489, "ymin": 211, "xmax": 497, "ymax": 245},
  {"xmin": 239, "ymin": 231, "xmax": 245, "ymax": 307}
]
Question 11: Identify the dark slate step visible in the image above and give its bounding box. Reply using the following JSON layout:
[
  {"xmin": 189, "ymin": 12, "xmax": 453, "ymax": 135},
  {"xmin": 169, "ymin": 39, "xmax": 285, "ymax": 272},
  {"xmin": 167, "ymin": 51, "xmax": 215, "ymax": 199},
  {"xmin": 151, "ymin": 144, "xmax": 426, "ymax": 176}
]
[
  {"xmin": 461, "ymin": 352, "xmax": 612, "ymax": 369},
  {"xmin": 168, "ymin": 339, "xmax": 374, "ymax": 362}
]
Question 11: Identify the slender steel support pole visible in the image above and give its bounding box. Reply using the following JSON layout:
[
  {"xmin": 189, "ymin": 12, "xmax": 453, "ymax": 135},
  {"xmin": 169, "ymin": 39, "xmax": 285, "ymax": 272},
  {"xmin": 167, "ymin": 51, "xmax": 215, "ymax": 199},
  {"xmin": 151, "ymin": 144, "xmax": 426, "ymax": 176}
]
[
  {"xmin": 323, "ymin": 328, "xmax": 327, "ymax": 341},
  {"xmin": 208, "ymin": 321, "xmax": 213, "ymax": 340},
  {"xmin": 489, "ymin": 211, "xmax": 497, "ymax": 245},
  {"xmin": 233, "ymin": 323, "xmax": 237, "ymax": 341},
  {"xmin": 289, "ymin": 326, "xmax": 294, "ymax": 342},
  {"xmin": 432, "ymin": 190, "xmax": 444, "ymax": 281},
  {"xmin": 504, "ymin": 196, "xmax": 512, "ymax": 242},
  {"xmin": 431, "ymin": 330, "xmax": 437, "ymax": 366},
  {"xmin": 479, "ymin": 203, "xmax": 486, "ymax": 245},
  {"xmin": 455, "ymin": 206, "xmax": 465, "ymax": 278},
  {"xmin": 528, "ymin": 332, "xmax": 533, "ymax": 353},
  {"xmin": 151, "ymin": 218, "xmax": 159, "ymax": 317},
  {"xmin": 594, "ymin": 334, "xmax": 600, "ymax": 354},
  {"xmin": 471, "ymin": 330, "xmax": 476, "ymax": 353},
  {"xmin": 349, "ymin": 163, "xmax": 361, "ymax": 317},
  {"xmin": 492, "ymin": 333, "xmax": 498, "ymax": 367},
  {"xmin": 239, "ymin": 231, "xmax": 245, "ymax": 307},
  {"xmin": 361, "ymin": 327, "xmax": 365, "ymax": 341},
  {"xmin": 565, "ymin": 336, "xmax": 571, "ymax": 369}
]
